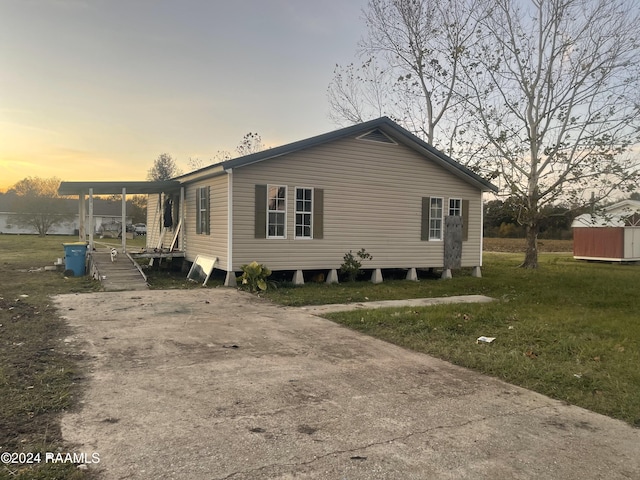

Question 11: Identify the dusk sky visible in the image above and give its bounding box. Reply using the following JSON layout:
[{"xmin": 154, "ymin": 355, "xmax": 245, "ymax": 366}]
[{"xmin": 0, "ymin": 0, "xmax": 368, "ymax": 190}]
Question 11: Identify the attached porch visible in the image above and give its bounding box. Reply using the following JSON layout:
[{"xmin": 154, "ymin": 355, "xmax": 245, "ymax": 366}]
[{"xmin": 58, "ymin": 181, "xmax": 186, "ymax": 288}]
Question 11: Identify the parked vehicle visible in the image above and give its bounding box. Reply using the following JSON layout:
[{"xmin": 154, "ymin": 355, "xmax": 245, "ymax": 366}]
[{"xmin": 134, "ymin": 223, "xmax": 147, "ymax": 235}]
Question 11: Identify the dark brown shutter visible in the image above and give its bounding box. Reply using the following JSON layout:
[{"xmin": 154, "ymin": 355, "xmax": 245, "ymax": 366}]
[
  {"xmin": 196, "ymin": 188, "xmax": 202, "ymax": 234},
  {"xmin": 255, "ymin": 184, "xmax": 267, "ymax": 239},
  {"xmin": 421, "ymin": 197, "xmax": 431, "ymax": 241},
  {"xmin": 313, "ymin": 188, "xmax": 323, "ymax": 239},
  {"xmin": 205, "ymin": 186, "xmax": 211, "ymax": 235},
  {"xmin": 462, "ymin": 199, "xmax": 469, "ymax": 241}
]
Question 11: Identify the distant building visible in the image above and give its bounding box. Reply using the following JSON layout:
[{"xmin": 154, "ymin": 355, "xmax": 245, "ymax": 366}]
[
  {"xmin": 572, "ymin": 200, "xmax": 640, "ymax": 261},
  {"xmin": 0, "ymin": 193, "xmax": 131, "ymax": 235}
]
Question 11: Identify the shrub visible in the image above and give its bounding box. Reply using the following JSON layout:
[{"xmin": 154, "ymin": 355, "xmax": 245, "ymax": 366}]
[
  {"xmin": 340, "ymin": 248, "xmax": 373, "ymax": 282},
  {"xmin": 239, "ymin": 261, "xmax": 272, "ymax": 292}
]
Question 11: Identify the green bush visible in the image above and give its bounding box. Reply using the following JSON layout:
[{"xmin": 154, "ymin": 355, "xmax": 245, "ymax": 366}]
[
  {"xmin": 340, "ymin": 248, "xmax": 373, "ymax": 282},
  {"xmin": 239, "ymin": 261, "xmax": 272, "ymax": 292}
]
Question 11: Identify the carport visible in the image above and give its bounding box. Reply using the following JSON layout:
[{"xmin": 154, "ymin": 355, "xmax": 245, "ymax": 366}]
[{"xmin": 58, "ymin": 181, "xmax": 181, "ymax": 254}]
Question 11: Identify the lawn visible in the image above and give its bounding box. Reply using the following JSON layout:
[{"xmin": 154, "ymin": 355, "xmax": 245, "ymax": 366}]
[
  {"xmin": 0, "ymin": 235, "xmax": 99, "ymax": 480},
  {"xmin": 264, "ymin": 251, "xmax": 640, "ymax": 426},
  {"xmin": 0, "ymin": 233, "xmax": 637, "ymax": 480}
]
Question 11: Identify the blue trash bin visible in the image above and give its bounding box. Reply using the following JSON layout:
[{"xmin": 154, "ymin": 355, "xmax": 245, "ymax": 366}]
[{"xmin": 62, "ymin": 242, "xmax": 88, "ymax": 276}]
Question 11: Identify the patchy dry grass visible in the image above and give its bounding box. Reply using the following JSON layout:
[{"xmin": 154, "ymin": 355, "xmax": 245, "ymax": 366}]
[{"xmin": 0, "ymin": 235, "xmax": 99, "ymax": 480}]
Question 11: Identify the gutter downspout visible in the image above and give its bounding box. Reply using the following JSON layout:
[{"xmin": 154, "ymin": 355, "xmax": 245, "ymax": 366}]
[{"xmin": 225, "ymin": 168, "xmax": 236, "ymax": 287}]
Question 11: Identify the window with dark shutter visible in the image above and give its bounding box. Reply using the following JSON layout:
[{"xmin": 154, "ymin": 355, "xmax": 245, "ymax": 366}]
[
  {"xmin": 313, "ymin": 188, "xmax": 324, "ymax": 239},
  {"xmin": 462, "ymin": 199, "xmax": 469, "ymax": 241},
  {"xmin": 295, "ymin": 187, "xmax": 313, "ymax": 239},
  {"xmin": 421, "ymin": 197, "xmax": 430, "ymax": 241},
  {"xmin": 255, "ymin": 184, "xmax": 267, "ymax": 239}
]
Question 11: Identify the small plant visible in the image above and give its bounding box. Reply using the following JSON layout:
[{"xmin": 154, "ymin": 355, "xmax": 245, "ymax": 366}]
[
  {"xmin": 239, "ymin": 261, "xmax": 272, "ymax": 292},
  {"xmin": 340, "ymin": 248, "xmax": 373, "ymax": 282}
]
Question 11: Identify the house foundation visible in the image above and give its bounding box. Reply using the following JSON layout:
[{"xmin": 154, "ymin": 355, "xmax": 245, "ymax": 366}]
[
  {"xmin": 371, "ymin": 268, "xmax": 383, "ymax": 284},
  {"xmin": 326, "ymin": 269, "xmax": 339, "ymax": 284},
  {"xmin": 224, "ymin": 271, "xmax": 237, "ymax": 287},
  {"xmin": 293, "ymin": 270, "xmax": 305, "ymax": 286}
]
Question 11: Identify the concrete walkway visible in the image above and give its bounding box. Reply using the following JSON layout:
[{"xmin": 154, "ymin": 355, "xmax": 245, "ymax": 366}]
[
  {"xmin": 299, "ymin": 294, "xmax": 494, "ymax": 314},
  {"xmin": 54, "ymin": 289, "xmax": 640, "ymax": 480}
]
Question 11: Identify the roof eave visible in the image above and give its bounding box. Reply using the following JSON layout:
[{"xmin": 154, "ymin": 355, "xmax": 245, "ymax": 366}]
[
  {"xmin": 179, "ymin": 116, "xmax": 499, "ymax": 193},
  {"xmin": 58, "ymin": 181, "xmax": 182, "ymax": 196}
]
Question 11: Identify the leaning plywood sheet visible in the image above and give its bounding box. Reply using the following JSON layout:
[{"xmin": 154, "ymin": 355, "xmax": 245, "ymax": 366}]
[{"xmin": 187, "ymin": 255, "xmax": 217, "ymax": 286}]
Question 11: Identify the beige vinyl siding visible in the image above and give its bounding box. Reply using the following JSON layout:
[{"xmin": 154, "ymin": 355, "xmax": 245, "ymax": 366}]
[
  {"xmin": 231, "ymin": 136, "xmax": 483, "ymax": 271},
  {"xmin": 146, "ymin": 193, "xmax": 162, "ymax": 248},
  {"xmin": 183, "ymin": 175, "xmax": 229, "ymax": 269}
]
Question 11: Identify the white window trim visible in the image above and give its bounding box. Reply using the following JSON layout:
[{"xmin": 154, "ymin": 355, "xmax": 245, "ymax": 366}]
[
  {"xmin": 449, "ymin": 198, "xmax": 462, "ymax": 217},
  {"xmin": 197, "ymin": 186, "xmax": 208, "ymax": 235},
  {"xmin": 294, "ymin": 186, "xmax": 313, "ymax": 239},
  {"xmin": 429, "ymin": 197, "xmax": 443, "ymax": 241},
  {"xmin": 267, "ymin": 184, "xmax": 287, "ymax": 239}
]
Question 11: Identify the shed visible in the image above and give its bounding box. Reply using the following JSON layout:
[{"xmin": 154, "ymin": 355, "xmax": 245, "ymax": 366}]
[
  {"xmin": 146, "ymin": 117, "xmax": 498, "ymax": 285},
  {"xmin": 572, "ymin": 200, "xmax": 640, "ymax": 261}
]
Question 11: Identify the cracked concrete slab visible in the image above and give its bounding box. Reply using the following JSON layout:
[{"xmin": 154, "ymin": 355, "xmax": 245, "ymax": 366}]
[{"xmin": 54, "ymin": 289, "xmax": 640, "ymax": 479}]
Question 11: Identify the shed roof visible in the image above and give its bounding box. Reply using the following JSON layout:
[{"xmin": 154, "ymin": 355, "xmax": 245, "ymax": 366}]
[
  {"xmin": 572, "ymin": 200, "xmax": 640, "ymax": 228},
  {"xmin": 177, "ymin": 117, "xmax": 499, "ymax": 193},
  {"xmin": 58, "ymin": 181, "xmax": 181, "ymax": 196}
]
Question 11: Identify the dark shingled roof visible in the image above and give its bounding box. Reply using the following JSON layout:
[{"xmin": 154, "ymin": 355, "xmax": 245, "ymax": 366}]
[{"xmin": 178, "ymin": 117, "xmax": 497, "ymax": 192}]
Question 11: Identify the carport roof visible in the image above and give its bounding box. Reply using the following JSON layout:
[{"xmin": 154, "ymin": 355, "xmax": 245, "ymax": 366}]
[{"xmin": 58, "ymin": 181, "xmax": 181, "ymax": 196}]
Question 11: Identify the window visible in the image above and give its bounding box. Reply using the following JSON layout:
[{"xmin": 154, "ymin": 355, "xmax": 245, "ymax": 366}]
[
  {"xmin": 196, "ymin": 186, "xmax": 209, "ymax": 235},
  {"xmin": 449, "ymin": 198, "xmax": 462, "ymax": 217},
  {"xmin": 429, "ymin": 197, "xmax": 443, "ymax": 240},
  {"xmin": 295, "ymin": 187, "xmax": 313, "ymax": 238},
  {"xmin": 267, "ymin": 185, "xmax": 287, "ymax": 238}
]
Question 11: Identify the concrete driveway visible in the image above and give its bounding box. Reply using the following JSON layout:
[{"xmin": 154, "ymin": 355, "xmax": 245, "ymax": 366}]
[{"xmin": 54, "ymin": 289, "xmax": 640, "ymax": 479}]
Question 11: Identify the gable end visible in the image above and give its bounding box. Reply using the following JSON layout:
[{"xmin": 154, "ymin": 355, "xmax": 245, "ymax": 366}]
[{"xmin": 357, "ymin": 128, "xmax": 397, "ymax": 145}]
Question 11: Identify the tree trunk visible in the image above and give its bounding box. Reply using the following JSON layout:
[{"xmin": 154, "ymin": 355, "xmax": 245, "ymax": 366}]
[{"xmin": 521, "ymin": 223, "xmax": 539, "ymax": 268}]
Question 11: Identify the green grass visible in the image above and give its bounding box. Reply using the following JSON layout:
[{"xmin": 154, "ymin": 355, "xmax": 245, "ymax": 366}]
[
  {"xmin": 0, "ymin": 235, "xmax": 99, "ymax": 480},
  {"xmin": 264, "ymin": 254, "xmax": 640, "ymax": 426},
  {"xmin": 1, "ymin": 233, "xmax": 638, "ymax": 477}
]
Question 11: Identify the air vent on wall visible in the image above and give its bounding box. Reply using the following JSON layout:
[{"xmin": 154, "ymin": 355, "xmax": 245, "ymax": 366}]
[{"xmin": 357, "ymin": 128, "xmax": 397, "ymax": 144}]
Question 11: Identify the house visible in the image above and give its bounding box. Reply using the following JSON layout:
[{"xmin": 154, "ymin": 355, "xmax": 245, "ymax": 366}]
[
  {"xmin": 0, "ymin": 193, "xmax": 132, "ymax": 235},
  {"xmin": 572, "ymin": 199, "xmax": 640, "ymax": 262},
  {"xmin": 146, "ymin": 117, "xmax": 498, "ymax": 285}
]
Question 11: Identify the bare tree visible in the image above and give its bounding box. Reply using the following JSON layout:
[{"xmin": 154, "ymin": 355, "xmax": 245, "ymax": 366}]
[
  {"xmin": 461, "ymin": 0, "xmax": 640, "ymax": 267},
  {"xmin": 328, "ymin": 0, "xmax": 479, "ymax": 149},
  {"xmin": 329, "ymin": 0, "xmax": 640, "ymax": 268},
  {"xmin": 147, "ymin": 153, "xmax": 182, "ymax": 181},
  {"xmin": 186, "ymin": 133, "xmax": 265, "ymax": 172},
  {"xmin": 8, "ymin": 177, "xmax": 75, "ymax": 236},
  {"xmin": 235, "ymin": 132, "xmax": 265, "ymax": 157}
]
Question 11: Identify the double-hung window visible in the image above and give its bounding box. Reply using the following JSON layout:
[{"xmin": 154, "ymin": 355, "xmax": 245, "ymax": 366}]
[
  {"xmin": 196, "ymin": 186, "xmax": 210, "ymax": 235},
  {"xmin": 429, "ymin": 197, "xmax": 443, "ymax": 240},
  {"xmin": 267, "ymin": 185, "xmax": 287, "ymax": 238},
  {"xmin": 295, "ymin": 187, "xmax": 313, "ymax": 239}
]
